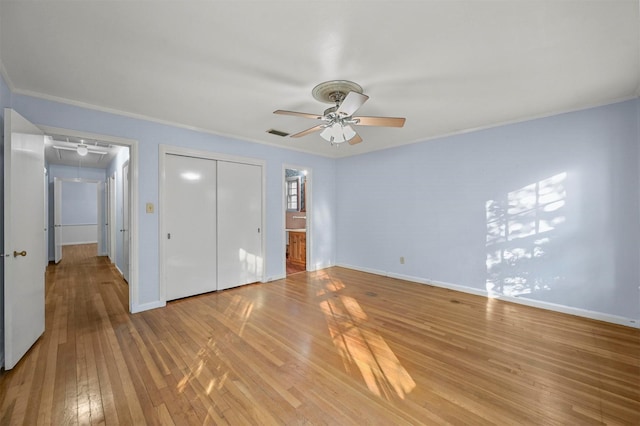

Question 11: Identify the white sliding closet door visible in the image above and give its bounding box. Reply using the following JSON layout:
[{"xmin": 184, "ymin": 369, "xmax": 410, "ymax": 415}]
[
  {"xmin": 217, "ymin": 161, "xmax": 263, "ymax": 290},
  {"xmin": 165, "ymin": 154, "xmax": 218, "ymax": 300}
]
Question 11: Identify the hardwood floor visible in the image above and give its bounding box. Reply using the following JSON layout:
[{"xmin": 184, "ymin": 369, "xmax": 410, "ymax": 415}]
[
  {"xmin": 286, "ymin": 261, "xmax": 305, "ymax": 276},
  {"xmin": 1, "ymin": 244, "xmax": 639, "ymax": 425}
]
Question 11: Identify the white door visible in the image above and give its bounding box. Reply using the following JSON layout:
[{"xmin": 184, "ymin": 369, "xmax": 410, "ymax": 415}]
[
  {"xmin": 3, "ymin": 108, "xmax": 46, "ymax": 370},
  {"xmin": 108, "ymin": 173, "xmax": 116, "ymax": 263},
  {"xmin": 122, "ymin": 162, "xmax": 130, "ymax": 282},
  {"xmin": 164, "ymin": 154, "xmax": 217, "ymax": 300},
  {"xmin": 53, "ymin": 177, "xmax": 63, "ymax": 263},
  {"xmin": 43, "ymin": 167, "xmax": 49, "ymax": 267},
  {"xmin": 217, "ymin": 161, "xmax": 263, "ymax": 290}
]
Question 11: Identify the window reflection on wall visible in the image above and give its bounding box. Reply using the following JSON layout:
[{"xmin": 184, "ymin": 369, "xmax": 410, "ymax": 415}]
[{"xmin": 486, "ymin": 172, "xmax": 567, "ymax": 297}]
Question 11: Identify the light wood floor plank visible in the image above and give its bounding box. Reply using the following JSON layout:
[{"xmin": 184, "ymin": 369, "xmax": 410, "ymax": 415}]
[{"xmin": 1, "ymin": 243, "xmax": 638, "ymax": 425}]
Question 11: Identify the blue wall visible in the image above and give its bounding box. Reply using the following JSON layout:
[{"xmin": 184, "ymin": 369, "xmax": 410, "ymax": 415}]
[
  {"xmin": 12, "ymin": 93, "xmax": 337, "ymax": 309},
  {"xmin": 336, "ymin": 99, "xmax": 640, "ymax": 322},
  {"xmin": 47, "ymin": 165, "xmax": 107, "ymax": 259},
  {"xmin": 61, "ymin": 181, "xmax": 97, "ymax": 225}
]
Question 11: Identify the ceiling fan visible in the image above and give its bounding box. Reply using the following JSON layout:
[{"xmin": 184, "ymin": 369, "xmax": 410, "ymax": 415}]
[{"xmin": 274, "ymin": 80, "xmax": 405, "ymax": 146}]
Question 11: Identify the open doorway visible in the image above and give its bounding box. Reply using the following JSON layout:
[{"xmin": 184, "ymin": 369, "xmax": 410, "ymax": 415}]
[
  {"xmin": 42, "ymin": 126, "xmax": 137, "ymax": 312},
  {"xmin": 284, "ymin": 166, "xmax": 310, "ymax": 276},
  {"xmin": 48, "ymin": 149, "xmax": 131, "ymax": 274}
]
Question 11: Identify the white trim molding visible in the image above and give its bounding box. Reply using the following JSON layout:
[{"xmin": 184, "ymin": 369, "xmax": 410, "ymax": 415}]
[{"xmin": 131, "ymin": 300, "xmax": 166, "ymax": 314}]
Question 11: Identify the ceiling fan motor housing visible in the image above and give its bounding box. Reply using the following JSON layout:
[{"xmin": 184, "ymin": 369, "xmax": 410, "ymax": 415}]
[{"xmin": 312, "ymin": 80, "xmax": 363, "ymax": 104}]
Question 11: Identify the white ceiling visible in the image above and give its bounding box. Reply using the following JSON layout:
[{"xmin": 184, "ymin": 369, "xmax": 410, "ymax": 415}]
[
  {"xmin": 1, "ymin": 1, "xmax": 638, "ymax": 158},
  {"xmin": 45, "ymin": 134, "xmax": 123, "ymax": 169}
]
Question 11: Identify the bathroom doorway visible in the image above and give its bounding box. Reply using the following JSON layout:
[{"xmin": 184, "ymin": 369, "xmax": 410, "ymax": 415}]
[{"xmin": 284, "ymin": 166, "xmax": 310, "ymax": 275}]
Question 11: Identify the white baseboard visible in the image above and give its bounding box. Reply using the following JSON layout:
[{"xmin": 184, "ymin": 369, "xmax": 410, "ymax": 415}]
[
  {"xmin": 131, "ymin": 300, "xmax": 166, "ymax": 314},
  {"xmin": 494, "ymin": 294, "xmax": 638, "ymax": 328},
  {"xmin": 336, "ymin": 263, "xmax": 383, "ymax": 276},
  {"xmin": 336, "ymin": 264, "xmax": 639, "ymax": 329},
  {"xmin": 60, "ymin": 224, "xmax": 98, "ymax": 246},
  {"xmin": 263, "ymin": 273, "xmax": 286, "ymax": 282},
  {"xmin": 310, "ymin": 261, "xmax": 333, "ymax": 272},
  {"xmin": 62, "ymin": 240, "xmax": 98, "ymax": 246}
]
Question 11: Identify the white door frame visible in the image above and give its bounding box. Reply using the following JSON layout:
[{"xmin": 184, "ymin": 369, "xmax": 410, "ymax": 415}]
[
  {"xmin": 39, "ymin": 125, "xmax": 139, "ymax": 313},
  {"xmin": 97, "ymin": 181, "xmax": 105, "ymax": 256},
  {"xmin": 108, "ymin": 172, "xmax": 117, "ymax": 263},
  {"xmin": 158, "ymin": 144, "xmax": 266, "ymax": 304},
  {"xmin": 121, "ymin": 160, "xmax": 130, "ymax": 283},
  {"xmin": 283, "ymin": 164, "xmax": 312, "ymax": 274},
  {"xmin": 43, "ymin": 166, "xmax": 49, "ymax": 268}
]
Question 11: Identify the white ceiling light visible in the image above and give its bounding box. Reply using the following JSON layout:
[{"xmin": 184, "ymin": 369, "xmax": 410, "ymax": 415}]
[
  {"xmin": 76, "ymin": 143, "xmax": 89, "ymax": 156},
  {"xmin": 320, "ymin": 123, "xmax": 357, "ymax": 145}
]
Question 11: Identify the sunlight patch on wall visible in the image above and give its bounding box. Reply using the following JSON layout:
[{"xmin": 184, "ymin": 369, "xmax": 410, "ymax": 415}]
[{"xmin": 485, "ymin": 172, "xmax": 567, "ymax": 298}]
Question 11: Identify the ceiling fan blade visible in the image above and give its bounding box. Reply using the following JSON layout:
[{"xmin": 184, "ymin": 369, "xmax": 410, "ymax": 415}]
[
  {"xmin": 353, "ymin": 116, "xmax": 406, "ymax": 127},
  {"xmin": 274, "ymin": 110, "xmax": 323, "ymax": 120},
  {"xmin": 337, "ymin": 92, "xmax": 369, "ymax": 116},
  {"xmin": 348, "ymin": 134, "xmax": 363, "ymax": 145},
  {"xmin": 290, "ymin": 124, "xmax": 325, "ymax": 138}
]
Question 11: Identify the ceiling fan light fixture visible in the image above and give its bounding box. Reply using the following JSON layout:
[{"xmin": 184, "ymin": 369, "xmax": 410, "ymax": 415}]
[
  {"xmin": 76, "ymin": 143, "xmax": 89, "ymax": 156},
  {"xmin": 342, "ymin": 124, "xmax": 356, "ymax": 141},
  {"xmin": 320, "ymin": 123, "xmax": 356, "ymax": 145}
]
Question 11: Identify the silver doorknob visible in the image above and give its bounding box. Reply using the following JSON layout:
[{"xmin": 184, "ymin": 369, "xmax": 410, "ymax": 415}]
[{"xmin": 13, "ymin": 250, "xmax": 27, "ymax": 257}]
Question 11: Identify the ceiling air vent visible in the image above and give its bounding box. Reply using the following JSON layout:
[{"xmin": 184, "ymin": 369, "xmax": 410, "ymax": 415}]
[{"xmin": 267, "ymin": 129, "xmax": 289, "ymax": 137}]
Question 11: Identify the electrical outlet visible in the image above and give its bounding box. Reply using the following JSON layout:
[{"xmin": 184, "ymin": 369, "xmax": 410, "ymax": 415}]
[
  {"xmin": 400, "ymin": 256, "xmax": 405, "ymax": 264},
  {"xmin": 146, "ymin": 203, "xmax": 154, "ymax": 214}
]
